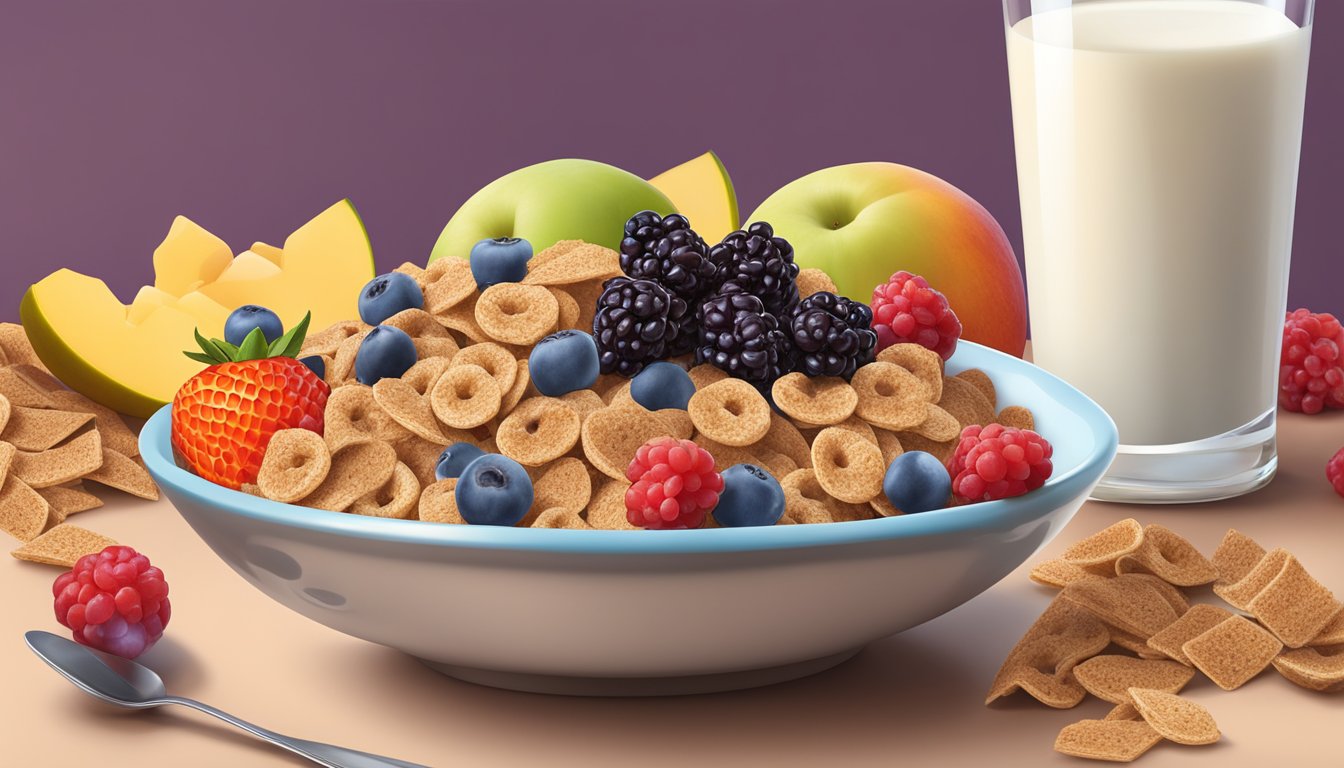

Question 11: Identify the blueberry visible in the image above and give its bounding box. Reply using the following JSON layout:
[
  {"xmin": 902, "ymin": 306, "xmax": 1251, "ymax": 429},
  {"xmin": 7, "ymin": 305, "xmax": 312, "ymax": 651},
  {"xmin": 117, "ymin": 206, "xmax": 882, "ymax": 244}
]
[
  {"xmin": 883, "ymin": 451, "xmax": 952, "ymax": 514},
  {"xmin": 455, "ymin": 454, "xmax": 534, "ymax": 526},
  {"xmin": 630, "ymin": 362, "xmax": 696, "ymax": 411},
  {"xmin": 299, "ymin": 355, "xmax": 325, "ymax": 380},
  {"xmin": 469, "ymin": 237, "xmax": 532, "ymax": 290},
  {"xmin": 435, "ymin": 441, "xmax": 485, "ymax": 481},
  {"xmin": 224, "ymin": 305, "xmax": 283, "ymax": 347},
  {"xmin": 528, "ymin": 330, "xmax": 599, "ymax": 396},
  {"xmin": 712, "ymin": 464, "xmax": 785, "ymax": 527},
  {"xmin": 358, "ymin": 272, "xmax": 424, "ymax": 326},
  {"xmin": 354, "ymin": 325, "xmax": 418, "ymax": 385}
]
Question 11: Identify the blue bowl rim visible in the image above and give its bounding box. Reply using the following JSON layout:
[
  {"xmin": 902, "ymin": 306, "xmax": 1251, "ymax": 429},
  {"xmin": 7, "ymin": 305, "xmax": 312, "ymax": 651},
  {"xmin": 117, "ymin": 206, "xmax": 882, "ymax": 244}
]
[{"xmin": 141, "ymin": 341, "xmax": 1118, "ymax": 555}]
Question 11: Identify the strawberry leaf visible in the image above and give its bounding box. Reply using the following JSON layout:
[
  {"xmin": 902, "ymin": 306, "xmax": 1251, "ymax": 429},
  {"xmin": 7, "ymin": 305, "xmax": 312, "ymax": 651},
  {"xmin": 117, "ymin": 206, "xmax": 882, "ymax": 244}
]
[
  {"xmin": 268, "ymin": 311, "xmax": 312, "ymax": 359},
  {"xmin": 236, "ymin": 327, "xmax": 270, "ymax": 361},
  {"xmin": 193, "ymin": 328, "xmax": 231, "ymax": 364},
  {"xmin": 183, "ymin": 351, "xmax": 217, "ymax": 365}
]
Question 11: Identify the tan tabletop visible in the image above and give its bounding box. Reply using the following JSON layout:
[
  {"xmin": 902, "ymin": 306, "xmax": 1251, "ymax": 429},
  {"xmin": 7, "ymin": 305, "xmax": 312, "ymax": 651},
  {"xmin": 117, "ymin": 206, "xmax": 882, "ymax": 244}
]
[{"xmin": 3, "ymin": 408, "xmax": 1342, "ymax": 767}]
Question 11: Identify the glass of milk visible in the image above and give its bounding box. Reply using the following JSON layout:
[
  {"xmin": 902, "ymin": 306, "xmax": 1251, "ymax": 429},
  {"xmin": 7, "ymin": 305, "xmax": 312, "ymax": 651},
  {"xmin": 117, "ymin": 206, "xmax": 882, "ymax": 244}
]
[{"xmin": 1003, "ymin": 0, "xmax": 1315, "ymax": 503}]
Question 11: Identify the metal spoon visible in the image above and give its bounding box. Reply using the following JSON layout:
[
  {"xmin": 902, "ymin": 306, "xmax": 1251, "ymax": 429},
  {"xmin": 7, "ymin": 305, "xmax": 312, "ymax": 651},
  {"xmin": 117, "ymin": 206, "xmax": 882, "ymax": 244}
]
[{"xmin": 25, "ymin": 631, "xmax": 429, "ymax": 768}]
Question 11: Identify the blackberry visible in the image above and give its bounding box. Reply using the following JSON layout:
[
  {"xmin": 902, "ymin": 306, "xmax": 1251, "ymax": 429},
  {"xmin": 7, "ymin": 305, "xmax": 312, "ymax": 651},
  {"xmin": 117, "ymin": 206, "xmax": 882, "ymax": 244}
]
[
  {"xmin": 592, "ymin": 277, "xmax": 686, "ymax": 376},
  {"xmin": 708, "ymin": 222, "xmax": 800, "ymax": 317},
  {"xmin": 785, "ymin": 291, "xmax": 877, "ymax": 380},
  {"xmin": 696, "ymin": 291, "xmax": 792, "ymax": 385},
  {"xmin": 619, "ymin": 211, "xmax": 717, "ymax": 302}
]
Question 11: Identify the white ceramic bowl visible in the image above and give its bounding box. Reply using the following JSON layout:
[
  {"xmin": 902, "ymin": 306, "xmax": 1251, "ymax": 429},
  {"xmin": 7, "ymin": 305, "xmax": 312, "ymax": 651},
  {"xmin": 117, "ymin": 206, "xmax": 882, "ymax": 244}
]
[{"xmin": 142, "ymin": 341, "xmax": 1117, "ymax": 696}]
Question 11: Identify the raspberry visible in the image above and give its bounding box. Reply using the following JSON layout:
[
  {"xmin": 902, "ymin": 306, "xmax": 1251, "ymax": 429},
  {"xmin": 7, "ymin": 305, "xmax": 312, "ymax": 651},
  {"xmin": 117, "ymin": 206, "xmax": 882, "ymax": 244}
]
[
  {"xmin": 624, "ymin": 437, "xmax": 724, "ymax": 529},
  {"xmin": 870, "ymin": 271, "xmax": 962, "ymax": 360},
  {"xmin": 1279, "ymin": 308, "xmax": 1344, "ymax": 415},
  {"xmin": 947, "ymin": 423, "xmax": 1053, "ymax": 504},
  {"xmin": 1328, "ymin": 447, "xmax": 1344, "ymax": 500},
  {"xmin": 52, "ymin": 545, "xmax": 170, "ymax": 659}
]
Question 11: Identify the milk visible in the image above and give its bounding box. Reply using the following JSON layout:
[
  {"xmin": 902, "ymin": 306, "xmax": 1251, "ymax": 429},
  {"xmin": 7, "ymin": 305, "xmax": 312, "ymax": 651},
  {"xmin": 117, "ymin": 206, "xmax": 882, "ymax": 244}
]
[{"xmin": 1007, "ymin": 1, "xmax": 1312, "ymax": 446}]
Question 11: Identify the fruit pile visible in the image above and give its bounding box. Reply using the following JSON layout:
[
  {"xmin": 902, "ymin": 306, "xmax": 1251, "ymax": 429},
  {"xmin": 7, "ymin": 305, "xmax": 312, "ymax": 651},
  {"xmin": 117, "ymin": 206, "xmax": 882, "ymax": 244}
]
[{"xmin": 170, "ymin": 213, "xmax": 1055, "ymax": 530}]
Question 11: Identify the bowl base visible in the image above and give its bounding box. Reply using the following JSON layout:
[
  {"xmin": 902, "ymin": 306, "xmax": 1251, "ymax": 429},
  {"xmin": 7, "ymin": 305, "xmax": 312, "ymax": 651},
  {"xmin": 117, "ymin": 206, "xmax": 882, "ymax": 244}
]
[{"xmin": 417, "ymin": 648, "xmax": 862, "ymax": 697}]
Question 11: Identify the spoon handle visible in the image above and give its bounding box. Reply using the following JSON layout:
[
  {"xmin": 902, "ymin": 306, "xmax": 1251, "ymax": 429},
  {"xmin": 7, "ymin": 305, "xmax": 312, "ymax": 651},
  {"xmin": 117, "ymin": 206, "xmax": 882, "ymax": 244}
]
[{"xmin": 161, "ymin": 696, "xmax": 429, "ymax": 768}]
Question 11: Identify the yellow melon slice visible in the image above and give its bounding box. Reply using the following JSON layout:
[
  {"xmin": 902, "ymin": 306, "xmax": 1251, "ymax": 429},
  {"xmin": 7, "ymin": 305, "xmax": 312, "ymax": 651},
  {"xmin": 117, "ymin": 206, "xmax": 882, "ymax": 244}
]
[
  {"xmin": 21, "ymin": 200, "xmax": 375, "ymax": 417},
  {"xmin": 250, "ymin": 241, "xmax": 284, "ymax": 265},
  {"xmin": 152, "ymin": 216, "xmax": 233, "ymax": 296},
  {"xmin": 195, "ymin": 200, "xmax": 373, "ymax": 332},
  {"xmin": 649, "ymin": 151, "xmax": 739, "ymax": 242}
]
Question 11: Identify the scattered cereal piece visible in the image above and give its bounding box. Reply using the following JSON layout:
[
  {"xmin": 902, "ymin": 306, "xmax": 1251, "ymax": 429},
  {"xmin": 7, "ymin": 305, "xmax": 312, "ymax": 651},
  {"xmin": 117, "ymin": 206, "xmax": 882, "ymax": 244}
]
[
  {"xmin": 1105, "ymin": 701, "xmax": 1142, "ymax": 722},
  {"xmin": 954, "ymin": 368, "xmax": 996, "ymax": 409},
  {"xmin": 0, "ymin": 367, "xmax": 56, "ymax": 408},
  {"xmin": 830, "ymin": 415, "xmax": 880, "ymax": 446},
  {"xmin": 0, "ymin": 405, "xmax": 93, "ymax": 452},
  {"xmin": 434, "ymin": 296, "xmax": 489, "ymax": 343},
  {"xmin": 0, "ymin": 324, "xmax": 49, "ymax": 370},
  {"xmin": 688, "ymin": 379, "xmax": 771, "ymax": 447},
  {"xmin": 1029, "ymin": 559, "xmax": 1094, "ymax": 589},
  {"xmin": 1060, "ymin": 573, "xmax": 1180, "ymax": 639},
  {"xmin": 1182, "ymin": 614, "xmax": 1283, "ymax": 691},
  {"xmin": 257, "ymin": 429, "xmax": 331, "ymax": 503},
  {"xmin": 770, "ymin": 373, "xmax": 857, "ymax": 426},
  {"xmin": 0, "ymin": 476, "xmax": 50, "ymax": 541},
  {"xmin": 1127, "ymin": 688, "xmax": 1220, "ymax": 746},
  {"xmin": 548, "ymin": 288, "xmax": 581, "ymax": 331},
  {"xmin": 1062, "ymin": 518, "xmax": 1145, "ymax": 575},
  {"xmin": 810, "ymin": 427, "xmax": 885, "ymax": 504},
  {"xmin": 892, "ymin": 430, "xmax": 955, "ymax": 464},
  {"xmin": 1244, "ymin": 553, "xmax": 1342, "ymax": 648},
  {"xmin": 1129, "ymin": 573, "xmax": 1190, "ymax": 617},
  {"xmin": 301, "ymin": 440, "xmax": 397, "ymax": 513},
  {"xmin": 526, "ymin": 239, "xmax": 585, "ymax": 272},
  {"xmin": 349, "ymin": 462, "xmax": 420, "ymax": 520},
  {"xmin": 45, "ymin": 390, "xmax": 141, "ymax": 458},
  {"xmin": 1115, "ymin": 524, "xmax": 1218, "ymax": 587},
  {"xmin": 795, "ymin": 268, "xmax": 837, "ymax": 298},
  {"xmin": 418, "ymin": 479, "xmax": 465, "ymax": 524},
  {"xmin": 1054, "ymin": 719, "xmax": 1163, "ymax": 763},
  {"xmin": 1310, "ymin": 610, "xmax": 1344, "ymax": 647},
  {"xmin": 559, "ymin": 389, "xmax": 605, "ymax": 425},
  {"xmin": 655, "ymin": 409, "xmax": 694, "ymax": 441},
  {"xmin": 759, "ymin": 412, "xmax": 813, "ymax": 469},
  {"xmin": 11, "ymin": 523, "xmax": 115, "ymax": 568},
  {"xmin": 83, "ymin": 448, "xmax": 159, "ymax": 501},
  {"xmin": 1072, "ymin": 655, "xmax": 1195, "ymax": 704},
  {"xmin": 1213, "ymin": 548, "xmax": 1290, "ymax": 611},
  {"xmin": 581, "ymin": 406, "xmax": 674, "ymax": 481},
  {"xmin": 9, "ymin": 430, "xmax": 103, "ymax": 489},
  {"xmin": 327, "ymin": 328, "xmax": 369, "ymax": 385},
  {"xmin": 1110, "ymin": 628, "xmax": 1172, "ymax": 660},
  {"xmin": 395, "ymin": 437, "xmax": 449, "ymax": 488},
  {"xmin": 412, "ymin": 336, "xmax": 459, "ymax": 364},
  {"xmin": 35, "ymin": 483, "xmax": 103, "ymax": 518},
  {"xmin": 401, "ymin": 356, "xmax": 451, "ymax": 397},
  {"xmin": 1145, "ymin": 604, "xmax": 1233, "ymax": 666},
  {"xmin": 1211, "ymin": 528, "xmax": 1267, "ymax": 586},
  {"xmin": 850, "ymin": 362, "xmax": 927, "ymax": 431},
  {"xmin": 986, "ymin": 597, "xmax": 1110, "ymax": 708},
  {"xmin": 495, "ymin": 397, "xmax": 581, "ymax": 467},
  {"xmin": 875, "ymin": 343, "xmax": 943, "ymax": 402},
  {"xmin": 1271, "ymin": 645, "xmax": 1344, "ymax": 693},
  {"xmin": 429, "ymin": 364, "xmax": 504, "ymax": 430}
]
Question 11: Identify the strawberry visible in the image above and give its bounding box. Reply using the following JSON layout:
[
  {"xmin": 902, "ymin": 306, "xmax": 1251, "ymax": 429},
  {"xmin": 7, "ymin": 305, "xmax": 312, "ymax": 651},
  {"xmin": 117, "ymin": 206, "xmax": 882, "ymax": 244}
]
[{"xmin": 171, "ymin": 312, "xmax": 329, "ymax": 490}]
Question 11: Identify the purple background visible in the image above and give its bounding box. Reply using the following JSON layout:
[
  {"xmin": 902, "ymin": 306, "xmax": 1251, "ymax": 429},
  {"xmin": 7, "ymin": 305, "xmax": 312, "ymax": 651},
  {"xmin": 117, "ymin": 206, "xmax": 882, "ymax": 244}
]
[{"xmin": 3, "ymin": 0, "xmax": 1340, "ymax": 323}]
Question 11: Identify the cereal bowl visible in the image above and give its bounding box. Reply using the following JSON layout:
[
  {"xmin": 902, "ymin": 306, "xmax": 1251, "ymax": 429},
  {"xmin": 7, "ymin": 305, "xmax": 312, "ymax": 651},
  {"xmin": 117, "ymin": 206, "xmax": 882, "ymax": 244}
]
[{"xmin": 141, "ymin": 341, "xmax": 1117, "ymax": 696}]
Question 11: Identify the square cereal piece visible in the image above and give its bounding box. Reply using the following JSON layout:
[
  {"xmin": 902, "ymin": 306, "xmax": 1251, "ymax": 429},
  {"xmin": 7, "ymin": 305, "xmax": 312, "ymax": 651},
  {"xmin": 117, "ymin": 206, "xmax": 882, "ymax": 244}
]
[
  {"xmin": 1060, "ymin": 572, "xmax": 1180, "ymax": 639},
  {"xmin": 1245, "ymin": 553, "xmax": 1342, "ymax": 648},
  {"xmin": 1061, "ymin": 518, "xmax": 1144, "ymax": 575},
  {"xmin": 9, "ymin": 429, "xmax": 103, "ymax": 489},
  {"xmin": 1146, "ymin": 603, "xmax": 1234, "ymax": 665},
  {"xmin": 1212, "ymin": 547, "xmax": 1289, "ymax": 611},
  {"xmin": 1211, "ymin": 528, "xmax": 1266, "ymax": 585},
  {"xmin": 1309, "ymin": 610, "xmax": 1344, "ymax": 647},
  {"xmin": 1115, "ymin": 524, "xmax": 1218, "ymax": 586},
  {"xmin": 1072, "ymin": 655, "xmax": 1194, "ymax": 704},
  {"xmin": 1054, "ymin": 719, "xmax": 1163, "ymax": 763},
  {"xmin": 985, "ymin": 597, "xmax": 1110, "ymax": 708},
  {"xmin": 1271, "ymin": 645, "xmax": 1344, "ymax": 693},
  {"xmin": 1182, "ymin": 615, "xmax": 1283, "ymax": 691},
  {"xmin": 84, "ymin": 448, "xmax": 160, "ymax": 501},
  {"xmin": 11, "ymin": 523, "xmax": 115, "ymax": 567},
  {"xmin": 0, "ymin": 476, "xmax": 51, "ymax": 541}
]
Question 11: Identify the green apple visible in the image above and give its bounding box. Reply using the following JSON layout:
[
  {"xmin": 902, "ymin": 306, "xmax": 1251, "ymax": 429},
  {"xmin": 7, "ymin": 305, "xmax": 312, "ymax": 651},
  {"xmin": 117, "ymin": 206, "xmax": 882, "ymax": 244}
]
[
  {"xmin": 429, "ymin": 159, "xmax": 675, "ymax": 262},
  {"xmin": 749, "ymin": 163, "xmax": 1027, "ymax": 357}
]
